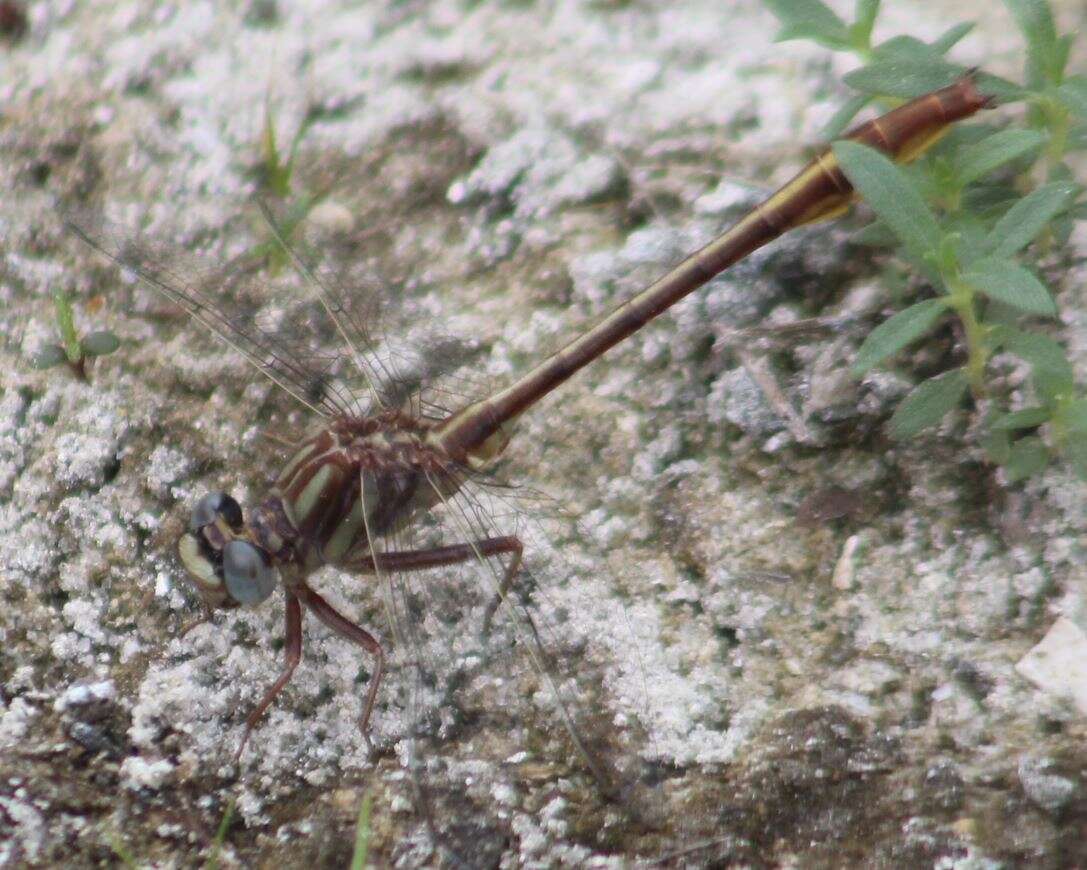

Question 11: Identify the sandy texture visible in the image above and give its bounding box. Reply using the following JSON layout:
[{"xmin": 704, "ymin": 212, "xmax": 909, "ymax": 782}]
[{"xmin": 2, "ymin": 0, "xmax": 1086, "ymax": 866}]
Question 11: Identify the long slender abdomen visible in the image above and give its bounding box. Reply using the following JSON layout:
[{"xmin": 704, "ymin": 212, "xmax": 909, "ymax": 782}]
[{"xmin": 434, "ymin": 75, "xmax": 993, "ymax": 462}]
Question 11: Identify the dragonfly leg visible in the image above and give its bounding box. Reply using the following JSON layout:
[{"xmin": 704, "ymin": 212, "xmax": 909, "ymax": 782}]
[
  {"xmin": 235, "ymin": 591, "xmax": 303, "ymax": 763},
  {"xmin": 178, "ymin": 602, "xmax": 215, "ymax": 639},
  {"xmin": 306, "ymin": 536, "xmax": 523, "ymax": 745},
  {"xmin": 477, "ymin": 539, "xmax": 522, "ymax": 637},
  {"xmin": 361, "ymin": 537, "xmax": 523, "ymax": 636},
  {"xmin": 296, "ymin": 583, "xmax": 384, "ymax": 748}
]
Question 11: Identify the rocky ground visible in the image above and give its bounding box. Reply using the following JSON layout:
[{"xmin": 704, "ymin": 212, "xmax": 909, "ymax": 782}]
[{"xmin": 2, "ymin": 0, "xmax": 1086, "ymax": 867}]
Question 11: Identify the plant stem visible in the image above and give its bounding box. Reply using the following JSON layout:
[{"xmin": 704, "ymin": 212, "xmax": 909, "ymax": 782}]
[
  {"xmin": 947, "ymin": 278, "xmax": 988, "ymax": 396},
  {"xmin": 1043, "ymin": 99, "xmax": 1070, "ymax": 177}
]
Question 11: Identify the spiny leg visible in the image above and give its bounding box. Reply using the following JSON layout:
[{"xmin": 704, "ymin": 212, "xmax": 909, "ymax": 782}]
[
  {"xmin": 295, "ymin": 583, "xmax": 385, "ymax": 745},
  {"xmin": 348, "ymin": 536, "xmax": 523, "ymax": 636},
  {"xmin": 235, "ymin": 591, "xmax": 303, "ymax": 762},
  {"xmin": 476, "ymin": 539, "xmax": 522, "ymax": 637},
  {"xmin": 260, "ymin": 538, "xmax": 522, "ymax": 748}
]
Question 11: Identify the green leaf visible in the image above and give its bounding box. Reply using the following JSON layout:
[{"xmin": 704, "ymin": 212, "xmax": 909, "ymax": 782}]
[
  {"xmin": 993, "ymin": 326, "xmax": 1074, "ymax": 399},
  {"xmin": 52, "ymin": 292, "xmax": 81, "ymax": 363},
  {"xmin": 1062, "ymin": 436, "xmax": 1087, "ymax": 480},
  {"xmin": 931, "ymin": 22, "xmax": 975, "ymax": 55},
  {"xmin": 31, "ymin": 343, "xmax": 68, "ymax": 370},
  {"xmin": 851, "ymin": 0, "xmax": 880, "ymax": 47},
  {"xmin": 870, "ymin": 35, "xmax": 941, "ymax": 65},
  {"xmin": 81, "ymin": 330, "xmax": 121, "ymax": 357},
  {"xmin": 285, "ymin": 113, "xmax": 316, "ymax": 185},
  {"xmin": 260, "ymin": 98, "xmax": 289, "ymax": 197},
  {"xmin": 1057, "ymin": 76, "xmax": 1087, "ymax": 119},
  {"xmin": 980, "ymin": 426, "xmax": 1012, "ymax": 464},
  {"xmin": 1004, "ymin": 435, "xmax": 1050, "ymax": 482},
  {"xmin": 991, "ymin": 406, "xmax": 1051, "ymax": 430},
  {"xmin": 851, "ymin": 220, "xmax": 898, "ymax": 247},
  {"xmin": 853, "ymin": 298, "xmax": 949, "ymax": 374},
  {"xmin": 942, "ymin": 212, "xmax": 988, "ymax": 253},
  {"xmin": 1053, "ymin": 33, "xmax": 1074, "ymax": 80},
  {"xmin": 764, "ymin": 0, "xmax": 850, "ymax": 47},
  {"xmin": 888, "ymin": 368, "xmax": 970, "ymax": 439},
  {"xmin": 1003, "ymin": 0, "xmax": 1060, "ymax": 86},
  {"xmin": 775, "ymin": 24, "xmax": 850, "ymax": 48},
  {"xmin": 952, "ymin": 129, "xmax": 1046, "ymax": 185},
  {"xmin": 1058, "ymin": 397, "xmax": 1087, "ymax": 433},
  {"xmin": 973, "ymin": 72, "xmax": 1030, "ymax": 105},
  {"xmin": 833, "ymin": 141, "xmax": 941, "ymax": 266},
  {"xmin": 1003, "ymin": 0, "xmax": 1058, "ymax": 52},
  {"xmin": 822, "ymin": 93, "xmax": 872, "ymax": 139},
  {"xmin": 962, "ymin": 258, "xmax": 1056, "ymax": 316},
  {"xmin": 983, "ymin": 181, "xmax": 1078, "ymax": 257},
  {"xmin": 843, "ymin": 60, "xmax": 962, "ymax": 98}
]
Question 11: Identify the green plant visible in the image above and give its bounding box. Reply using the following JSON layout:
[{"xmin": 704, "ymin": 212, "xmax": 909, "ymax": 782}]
[
  {"xmin": 766, "ymin": 0, "xmax": 1086, "ymax": 481},
  {"xmin": 349, "ymin": 791, "xmax": 373, "ymax": 870},
  {"xmin": 31, "ymin": 290, "xmax": 119, "ymax": 381},
  {"xmin": 204, "ymin": 796, "xmax": 236, "ymax": 870},
  {"xmin": 107, "ymin": 796, "xmax": 236, "ymax": 869},
  {"xmin": 247, "ymin": 94, "xmax": 325, "ymax": 273},
  {"xmin": 257, "ymin": 92, "xmax": 315, "ymax": 199}
]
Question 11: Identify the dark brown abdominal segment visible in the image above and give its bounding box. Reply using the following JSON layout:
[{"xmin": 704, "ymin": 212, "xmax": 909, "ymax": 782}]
[{"xmin": 847, "ymin": 74, "xmax": 993, "ymax": 166}]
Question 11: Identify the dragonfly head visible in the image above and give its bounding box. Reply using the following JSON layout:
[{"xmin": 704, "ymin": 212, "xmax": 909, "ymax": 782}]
[{"xmin": 178, "ymin": 491, "xmax": 278, "ymax": 609}]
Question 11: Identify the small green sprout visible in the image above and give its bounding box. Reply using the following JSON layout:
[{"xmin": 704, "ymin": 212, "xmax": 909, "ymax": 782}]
[
  {"xmin": 257, "ymin": 92, "xmax": 315, "ymax": 199},
  {"xmin": 106, "ymin": 829, "xmax": 139, "ymax": 869},
  {"xmin": 107, "ymin": 796, "xmax": 236, "ymax": 869},
  {"xmin": 350, "ymin": 791, "xmax": 374, "ymax": 870},
  {"xmin": 31, "ymin": 290, "xmax": 119, "ymax": 381},
  {"xmin": 766, "ymin": 0, "xmax": 1086, "ymax": 481},
  {"xmin": 246, "ymin": 93, "xmax": 327, "ymax": 273},
  {"xmin": 204, "ymin": 796, "xmax": 236, "ymax": 870}
]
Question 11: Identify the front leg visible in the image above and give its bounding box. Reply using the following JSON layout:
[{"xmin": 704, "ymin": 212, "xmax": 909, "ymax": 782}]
[
  {"xmin": 287, "ymin": 537, "xmax": 523, "ymax": 746},
  {"xmin": 235, "ymin": 591, "xmax": 303, "ymax": 762},
  {"xmin": 295, "ymin": 583, "xmax": 385, "ymax": 743}
]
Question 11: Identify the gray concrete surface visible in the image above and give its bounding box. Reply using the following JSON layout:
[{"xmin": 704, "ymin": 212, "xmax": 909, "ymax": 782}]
[{"xmin": 2, "ymin": 0, "xmax": 1086, "ymax": 866}]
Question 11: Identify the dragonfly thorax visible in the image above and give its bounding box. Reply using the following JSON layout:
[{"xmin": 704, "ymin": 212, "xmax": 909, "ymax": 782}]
[{"xmin": 265, "ymin": 411, "xmax": 459, "ymax": 569}]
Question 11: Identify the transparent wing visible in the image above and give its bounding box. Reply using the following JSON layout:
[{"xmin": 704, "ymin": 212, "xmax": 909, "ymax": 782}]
[
  {"xmin": 360, "ymin": 474, "xmax": 504, "ymax": 863},
  {"xmin": 65, "ymin": 207, "xmax": 355, "ymax": 417},
  {"xmin": 441, "ymin": 469, "xmax": 670, "ymax": 822},
  {"xmin": 63, "ymin": 204, "xmax": 491, "ymax": 422},
  {"xmin": 347, "ymin": 457, "xmax": 645, "ymax": 859},
  {"xmin": 419, "ymin": 470, "xmax": 643, "ymax": 806},
  {"xmin": 255, "ymin": 200, "xmax": 499, "ymax": 422}
]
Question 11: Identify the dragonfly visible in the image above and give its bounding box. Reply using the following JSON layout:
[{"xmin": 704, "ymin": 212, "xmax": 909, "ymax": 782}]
[{"xmin": 67, "ymin": 72, "xmax": 992, "ymax": 856}]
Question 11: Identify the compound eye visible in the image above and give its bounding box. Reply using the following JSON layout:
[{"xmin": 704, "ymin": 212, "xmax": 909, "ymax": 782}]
[
  {"xmin": 190, "ymin": 492, "xmax": 244, "ymax": 532},
  {"xmin": 222, "ymin": 540, "xmax": 276, "ymax": 606}
]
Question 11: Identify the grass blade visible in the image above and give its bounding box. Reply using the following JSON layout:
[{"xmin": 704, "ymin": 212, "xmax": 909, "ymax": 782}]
[{"xmin": 351, "ymin": 792, "xmax": 374, "ymax": 870}]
